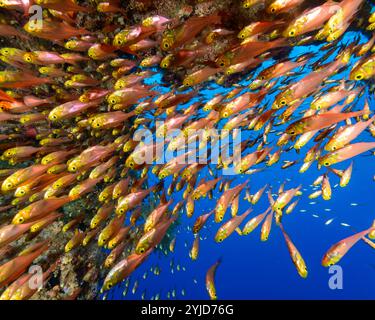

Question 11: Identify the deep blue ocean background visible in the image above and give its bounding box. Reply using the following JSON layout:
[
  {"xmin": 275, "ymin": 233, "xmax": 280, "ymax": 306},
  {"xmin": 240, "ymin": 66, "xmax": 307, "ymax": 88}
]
[{"xmin": 103, "ymin": 28, "xmax": 375, "ymax": 300}]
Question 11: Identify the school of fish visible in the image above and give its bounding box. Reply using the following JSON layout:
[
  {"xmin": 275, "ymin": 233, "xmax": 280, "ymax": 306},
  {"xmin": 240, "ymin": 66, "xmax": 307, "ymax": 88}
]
[{"xmin": 0, "ymin": 0, "xmax": 374, "ymax": 300}]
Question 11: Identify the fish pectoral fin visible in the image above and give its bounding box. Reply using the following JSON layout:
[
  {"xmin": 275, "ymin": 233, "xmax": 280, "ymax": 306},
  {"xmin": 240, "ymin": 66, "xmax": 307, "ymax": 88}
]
[{"xmin": 235, "ymin": 227, "xmax": 243, "ymax": 236}]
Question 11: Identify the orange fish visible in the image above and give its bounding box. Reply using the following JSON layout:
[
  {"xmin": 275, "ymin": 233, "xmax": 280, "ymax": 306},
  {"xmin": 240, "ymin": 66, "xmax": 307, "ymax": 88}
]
[
  {"xmin": 206, "ymin": 259, "xmax": 221, "ymax": 300},
  {"xmin": 319, "ymin": 142, "xmax": 375, "ymax": 166},
  {"xmin": 273, "ymin": 49, "xmax": 351, "ymax": 109},
  {"xmin": 12, "ymin": 196, "xmax": 72, "ymax": 224},
  {"xmin": 0, "ymin": 242, "xmax": 49, "ymax": 288},
  {"xmin": 0, "ymin": 71, "xmax": 52, "ymax": 88},
  {"xmin": 102, "ymin": 249, "xmax": 152, "ymax": 291},
  {"xmin": 24, "ymin": 19, "xmax": 91, "ymax": 41},
  {"xmin": 161, "ymin": 14, "xmax": 221, "ymax": 50},
  {"xmin": 325, "ymin": 115, "xmax": 375, "ymax": 151},
  {"xmin": 135, "ymin": 216, "xmax": 177, "ymax": 254},
  {"xmin": 322, "ymin": 226, "xmax": 375, "ymax": 266},
  {"xmin": 215, "ymin": 180, "xmax": 249, "ymax": 222},
  {"xmin": 242, "ymin": 207, "xmax": 271, "ymax": 235},
  {"xmin": 280, "ymin": 223, "xmax": 308, "ymax": 278},
  {"xmin": 10, "ymin": 259, "xmax": 59, "ymax": 300},
  {"xmin": 0, "ymin": 220, "xmax": 37, "ymax": 248},
  {"xmin": 286, "ymin": 110, "xmax": 368, "ymax": 136},
  {"xmin": 215, "ymin": 208, "xmax": 252, "ymax": 242}
]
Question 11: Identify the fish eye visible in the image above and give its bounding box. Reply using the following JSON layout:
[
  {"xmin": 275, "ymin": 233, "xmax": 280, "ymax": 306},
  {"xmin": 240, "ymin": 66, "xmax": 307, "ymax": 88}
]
[
  {"xmin": 110, "ymin": 99, "xmax": 116, "ymax": 104},
  {"xmin": 129, "ymin": 162, "xmax": 134, "ymax": 168},
  {"xmin": 139, "ymin": 247, "xmax": 145, "ymax": 253},
  {"xmin": 223, "ymin": 112, "xmax": 228, "ymax": 118},
  {"xmin": 218, "ymin": 237, "xmax": 223, "ymax": 242},
  {"xmin": 119, "ymin": 208, "xmax": 125, "ymax": 214},
  {"xmin": 270, "ymin": 7, "xmax": 276, "ymax": 13},
  {"xmin": 243, "ymin": 3, "xmax": 249, "ymax": 8},
  {"xmin": 289, "ymin": 30, "xmax": 296, "ymax": 37},
  {"xmin": 219, "ymin": 62, "xmax": 225, "ymax": 67},
  {"xmin": 18, "ymin": 217, "xmax": 24, "ymax": 223},
  {"xmin": 71, "ymin": 166, "xmax": 76, "ymax": 171},
  {"xmin": 324, "ymin": 162, "xmax": 330, "ymax": 166},
  {"xmin": 107, "ymin": 282, "xmax": 113, "ymax": 289},
  {"xmin": 355, "ymin": 74, "xmax": 363, "ymax": 80},
  {"xmin": 7, "ymin": 183, "xmax": 12, "ymax": 189},
  {"xmin": 280, "ymin": 100, "xmax": 286, "ymax": 106},
  {"xmin": 289, "ymin": 130, "xmax": 295, "ymax": 135},
  {"xmin": 115, "ymin": 39, "xmax": 122, "ymax": 46},
  {"xmin": 163, "ymin": 42, "xmax": 170, "ymax": 49}
]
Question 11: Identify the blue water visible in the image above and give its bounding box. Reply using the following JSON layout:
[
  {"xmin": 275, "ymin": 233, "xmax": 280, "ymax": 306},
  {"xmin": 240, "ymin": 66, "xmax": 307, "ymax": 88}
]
[{"xmin": 104, "ymin": 30, "xmax": 375, "ymax": 300}]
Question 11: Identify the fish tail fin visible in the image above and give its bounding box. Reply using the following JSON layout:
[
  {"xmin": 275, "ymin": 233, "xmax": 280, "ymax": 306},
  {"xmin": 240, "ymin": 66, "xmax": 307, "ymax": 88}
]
[
  {"xmin": 337, "ymin": 42, "xmax": 355, "ymax": 65},
  {"xmin": 160, "ymin": 190, "xmax": 167, "ymax": 204},
  {"xmin": 68, "ymin": 194, "xmax": 79, "ymax": 201},
  {"xmin": 216, "ymin": 257, "xmax": 223, "ymax": 266},
  {"xmin": 269, "ymin": 38, "xmax": 288, "ymax": 50},
  {"xmin": 78, "ymin": 5, "xmax": 94, "ymax": 13},
  {"xmin": 243, "ymin": 208, "xmax": 253, "ymax": 218},
  {"xmin": 209, "ymin": 13, "xmax": 222, "ymax": 25},
  {"xmin": 296, "ymin": 52, "xmax": 315, "ymax": 64},
  {"xmin": 355, "ymin": 109, "xmax": 371, "ymax": 118},
  {"xmin": 235, "ymin": 227, "xmax": 242, "ymax": 236},
  {"xmin": 208, "ymin": 11, "xmax": 230, "ymax": 25},
  {"xmin": 361, "ymin": 102, "xmax": 372, "ymax": 115},
  {"xmin": 154, "ymin": 180, "xmax": 164, "ymax": 192},
  {"xmin": 279, "ymin": 221, "xmax": 285, "ymax": 233},
  {"xmin": 77, "ymin": 27, "xmax": 92, "ymax": 35}
]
